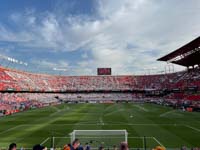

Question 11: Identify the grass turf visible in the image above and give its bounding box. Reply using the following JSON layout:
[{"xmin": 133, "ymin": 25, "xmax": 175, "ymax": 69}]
[{"xmin": 0, "ymin": 103, "xmax": 200, "ymax": 149}]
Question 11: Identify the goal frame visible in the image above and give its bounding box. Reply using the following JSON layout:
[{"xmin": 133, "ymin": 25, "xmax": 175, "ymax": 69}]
[{"xmin": 69, "ymin": 129, "xmax": 128, "ymax": 143}]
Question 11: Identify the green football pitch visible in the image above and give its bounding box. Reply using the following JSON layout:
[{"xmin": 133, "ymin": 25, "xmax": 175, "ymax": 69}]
[{"xmin": 0, "ymin": 103, "xmax": 200, "ymax": 149}]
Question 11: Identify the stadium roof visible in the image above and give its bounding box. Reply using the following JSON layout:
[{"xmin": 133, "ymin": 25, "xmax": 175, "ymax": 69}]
[{"xmin": 157, "ymin": 36, "xmax": 200, "ymax": 67}]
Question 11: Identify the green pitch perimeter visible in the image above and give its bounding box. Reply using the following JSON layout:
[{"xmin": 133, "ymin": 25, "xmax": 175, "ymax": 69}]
[{"xmin": 0, "ymin": 103, "xmax": 200, "ymax": 149}]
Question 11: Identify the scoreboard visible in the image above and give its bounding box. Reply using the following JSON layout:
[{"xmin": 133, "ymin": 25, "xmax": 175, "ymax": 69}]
[{"xmin": 97, "ymin": 68, "xmax": 112, "ymax": 75}]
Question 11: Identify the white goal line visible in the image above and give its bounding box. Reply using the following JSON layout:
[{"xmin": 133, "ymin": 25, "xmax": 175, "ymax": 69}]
[
  {"xmin": 53, "ymin": 136, "xmax": 150, "ymax": 139},
  {"xmin": 53, "ymin": 136, "xmax": 153, "ymax": 138}
]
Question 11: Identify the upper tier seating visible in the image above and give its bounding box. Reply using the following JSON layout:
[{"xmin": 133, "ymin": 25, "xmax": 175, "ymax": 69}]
[{"xmin": 0, "ymin": 66, "xmax": 192, "ymax": 92}]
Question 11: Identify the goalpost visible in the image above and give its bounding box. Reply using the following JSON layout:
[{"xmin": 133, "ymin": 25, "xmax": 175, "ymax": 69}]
[{"xmin": 69, "ymin": 130, "xmax": 128, "ymax": 149}]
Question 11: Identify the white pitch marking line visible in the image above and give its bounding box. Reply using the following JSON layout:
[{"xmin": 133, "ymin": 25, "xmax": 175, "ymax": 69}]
[
  {"xmin": 0, "ymin": 125, "xmax": 23, "ymax": 135},
  {"xmin": 142, "ymin": 137, "xmax": 145, "ymax": 150},
  {"xmin": 52, "ymin": 136, "xmax": 154, "ymax": 139},
  {"xmin": 40, "ymin": 137, "xmax": 50, "ymax": 145},
  {"xmin": 128, "ymin": 136, "xmax": 153, "ymax": 139},
  {"xmin": 134, "ymin": 105, "xmax": 149, "ymax": 112},
  {"xmin": 159, "ymin": 110, "xmax": 176, "ymax": 117},
  {"xmin": 99, "ymin": 117, "xmax": 104, "ymax": 125},
  {"xmin": 185, "ymin": 125, "xmax": 200, "ymax": 132},
  {"xmin": 153, "ymin": 137, "xmax": 165, "ymax": 148}
]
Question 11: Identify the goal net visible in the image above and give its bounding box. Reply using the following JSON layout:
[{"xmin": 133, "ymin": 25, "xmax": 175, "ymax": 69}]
[{"xmin": 69, "ymin": 130, "xmax": 128, "ymax": 149}]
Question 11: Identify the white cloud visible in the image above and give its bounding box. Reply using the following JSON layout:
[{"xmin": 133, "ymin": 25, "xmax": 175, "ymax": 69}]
[
  {"xmin": 75, "ymin": 0, "xmax": 200, "ymax": 74},
  {"xmin": 0, "ymin": 24, "xmax": 31, "ymax": 42},
  {"xmin": 81, "ymin": 53, "xmax": 88, "ymax": 59},
  {"xmin": 0, "ymin": 0, "xmax": 200, "ymax": 75},
  {"xmin": 31, "ymin": 59, "xmax": 69, "ymax": 69}
]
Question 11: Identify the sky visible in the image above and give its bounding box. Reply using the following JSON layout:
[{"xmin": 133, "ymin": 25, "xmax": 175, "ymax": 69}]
[{"xmin": 0, "ymin": 0, "xmax": 200, "ymax": 75}]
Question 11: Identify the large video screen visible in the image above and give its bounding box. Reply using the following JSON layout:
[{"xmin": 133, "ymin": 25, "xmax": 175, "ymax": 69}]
[{"xmin": 97, "ymin": 68, "xmax": 112, "ymax": 75}]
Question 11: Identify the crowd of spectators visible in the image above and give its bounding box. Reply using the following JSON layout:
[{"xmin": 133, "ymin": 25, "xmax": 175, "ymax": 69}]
[
  {"xmin": 0, "ymin": 93, "xmax": 62, "ymax": 116},
  {"xmin": 0, "ymin": 92, "xmax": 136, "ymax": 116},
  {"xmin": 0, "ymin": 66, "xmax": 135, "ymax": 92},
  {"xmin": 6, "ymin": 140, "xmax": 130, "ymax": 150},
  {"xmin": 1, "ymin": 66, "xmax": 200, "ymax": 92},
  {"xmin": 1, "ymin": 66, "xmax": 200, "ymax": 115},
  {"xmin": 6, "ymin": 140, "xmax": 200, "ymax": 150},
  {"xmin": 5, "ymin": 140, "xmax": 167, "ymax": 150}
]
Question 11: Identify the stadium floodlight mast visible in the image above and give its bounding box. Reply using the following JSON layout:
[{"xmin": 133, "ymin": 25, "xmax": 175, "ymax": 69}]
[
  {"xmin": 0, "ymin": 54, "xmax": 28, "ymax": 68},
  {"xmin": 7, "ymin": 57, "xmax": 28, "ymax": 68},
  {"xmin": 164, "ymin": 64, "xmax": 174, "ymax": 74},
  {"xmin": 0, "ymin": 54, "xmax": 7, "ymax": 65}
]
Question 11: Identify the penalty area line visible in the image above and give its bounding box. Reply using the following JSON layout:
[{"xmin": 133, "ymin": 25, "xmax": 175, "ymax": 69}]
[
  {"xmin": 184, "ymin": 125, "xmax": 200, "ymax": 132},
  {"xmin": 40, "ymin": 137, "xmax": 50, "ymax": 145},
  {"xmin": 153, "ymin": 137, "xmax": 165, "ymax": 148},
  {"xmin": 0, "ymin": 125, "xmax": 24, "ymax": 135}
]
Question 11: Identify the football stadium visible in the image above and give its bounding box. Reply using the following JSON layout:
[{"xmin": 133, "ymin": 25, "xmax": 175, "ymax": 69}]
[{"xmin": 0, "ymin": 1, "xmax": 200, "ymax": 150}]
